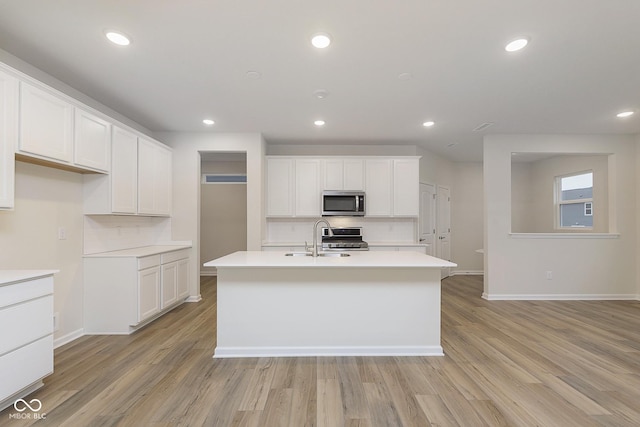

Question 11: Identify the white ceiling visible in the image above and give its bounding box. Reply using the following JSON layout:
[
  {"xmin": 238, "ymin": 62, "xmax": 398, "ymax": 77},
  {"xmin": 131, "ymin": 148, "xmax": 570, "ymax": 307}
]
[{"xmin": 0, "ymin": 0, "xmax": 638, "ymax": 162}]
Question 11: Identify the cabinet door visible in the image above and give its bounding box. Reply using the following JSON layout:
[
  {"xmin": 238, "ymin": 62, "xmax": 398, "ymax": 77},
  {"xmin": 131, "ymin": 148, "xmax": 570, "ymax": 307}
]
[
  {"xmin": 0, "ymin": 70, "xmax": 18, "ymax": 209},
  {"xmin": 138, "ymin": 266, "xmax": 161, "ymax": 322},
  {"xmin": 19, "ymin": 82, "xmax": 73, "ymax": 163},
  {"xmin": 154, "ymin": 144, "xmax": 172, "ymax": 215},
  {"xmin": 323, "ymin": 159, "xmax": 344, "ymax": 190},
  {"xmin": 74, "ymin": 108, "xmax": 111, "ymax": 172},
  {"xmin": 266, "ymin": 158, "xmax": 294, "ymax": 216},
  {"xmin": 393, "ymin": 159, "xmax": 419, "ymax": 216},
  {"xmin": 137, "ymin": 138, "xmax": 156, "ymax": 214},
  {"xmin": 295, "ymin": 158, "xmax": 321, "ymax": 216},
  {"xmin": 176, "ymin": 258, "xmax": 189, "ymax": 299},
  {"xmin": 161, "ymin": 262, "xmax": 178, "ymax": 308},
  {"xmin": 343, "ymin": 159, "xmax": 364, "ymax": 190},
  {"xmin": 365, "ymin": 159, "xmax": 392, "ymax": 216},
  {"xmin": 111, "ymin": 127, "xmax": 138, "ymax": 213}
]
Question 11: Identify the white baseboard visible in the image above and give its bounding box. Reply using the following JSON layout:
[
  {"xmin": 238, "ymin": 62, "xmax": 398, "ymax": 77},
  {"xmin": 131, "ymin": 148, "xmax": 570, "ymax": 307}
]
[
  {"xmin": 185, "ymin": 294, "xmax": 202, "ymax": 302},
  {"xmin": 450, "ymin": 270, "xmax": 483, "ymax": 276},
  {"xmin": 54, "ymin": 328, "xmax": 84, "ymax": 349},
  {"xmin": 213, "ymin": 345, "xmax": 444, "ymax": 358},
  {"xmin": 200, "ymin": 271, "xmax": 217, "ymax": 277},
  {"xmin": 482, "ymin": 293, "xmax": 638, "ymax": 301}
]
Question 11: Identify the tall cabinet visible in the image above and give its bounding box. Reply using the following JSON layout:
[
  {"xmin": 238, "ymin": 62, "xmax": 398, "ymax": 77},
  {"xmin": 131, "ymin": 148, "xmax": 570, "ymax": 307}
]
[{"xmin": 0, "ymin": 69, "xmax": 18, "ymax": 210}]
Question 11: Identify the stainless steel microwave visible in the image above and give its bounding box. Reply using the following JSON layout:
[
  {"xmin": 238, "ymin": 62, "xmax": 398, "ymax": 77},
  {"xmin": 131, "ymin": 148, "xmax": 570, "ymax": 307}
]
[{"xmin": 322, "ymin": 191, "xmax": 365, "ymax": 216}]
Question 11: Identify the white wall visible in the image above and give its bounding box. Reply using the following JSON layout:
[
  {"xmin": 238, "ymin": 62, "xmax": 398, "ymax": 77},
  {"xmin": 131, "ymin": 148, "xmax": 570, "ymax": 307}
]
[
  {"xmin": 484, "ymin": 134, "xmax": 637, "ymax": 299},
  {"xmin": 156, "ymin": 132, "xmax": 265, "ymax": 299},
  {"xmin": 450, "ymin": 162, "xmax": 483, "ymax": 274},
  {"xmin": 0, "ymin": 162, "xmax": 84, "ymax": 346}
]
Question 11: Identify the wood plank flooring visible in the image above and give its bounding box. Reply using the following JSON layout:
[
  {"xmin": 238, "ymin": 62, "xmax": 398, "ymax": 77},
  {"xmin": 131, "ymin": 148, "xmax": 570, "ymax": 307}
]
[{"xmin": 2, "ymin": 275, "xmax": 640, "ymax": 426}]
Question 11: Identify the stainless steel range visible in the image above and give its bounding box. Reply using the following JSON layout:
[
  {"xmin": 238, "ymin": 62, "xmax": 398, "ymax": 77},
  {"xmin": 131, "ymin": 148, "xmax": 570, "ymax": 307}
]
[{"xmin": 321, "ymin": 227, "xmax": 369, "ymax": 251}]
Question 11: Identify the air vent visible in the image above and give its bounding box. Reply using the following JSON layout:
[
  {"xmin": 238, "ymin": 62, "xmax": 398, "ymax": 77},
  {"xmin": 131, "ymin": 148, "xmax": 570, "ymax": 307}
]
[{"xmin": 473, "ymin": 122, "xmax": 494, "ymax": 131}]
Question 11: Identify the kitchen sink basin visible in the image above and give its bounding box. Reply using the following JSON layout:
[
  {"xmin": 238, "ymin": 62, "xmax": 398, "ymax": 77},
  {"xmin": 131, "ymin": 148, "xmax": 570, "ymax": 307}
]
[{"xmin": 284, "ymin": 252, "xmax": 350, "ymax": 257}]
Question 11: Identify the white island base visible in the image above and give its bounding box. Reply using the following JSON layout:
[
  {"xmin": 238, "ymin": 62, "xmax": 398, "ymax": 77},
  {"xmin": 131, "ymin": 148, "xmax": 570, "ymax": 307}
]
[{"xmin": 206, "ymin": 251, "xmax": 456, "ymax": 358}]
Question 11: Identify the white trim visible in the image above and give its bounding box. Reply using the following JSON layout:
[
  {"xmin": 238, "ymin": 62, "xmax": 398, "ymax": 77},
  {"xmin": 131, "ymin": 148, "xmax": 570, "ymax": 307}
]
[
  {"xmin": 200, "ymin": 270, "xmax": 217, "ymax": 277},
  {"xmin": 0, "ymin": 381, "xmax": 45, "ymax": 412},
  {"xmin": 509, "ymin": 233, "xmax": 619, "ymax": 239},
  {"xmin": 53, "ymin": 328, "xmax": 84, "ymax": 349},
  {"xmin": 482, "ymin": 293, "xmax": 637, "ymax": 301},
  {"xmin": 449, "ymin": 270, "xmax": 483, "ymax": 276},
  {"xmin": 185, "ymin": 295, "xmax": 202, "ymax": 303},
  {"xmin": 213, "ymin": 345, "xmax": 444, "ymax": 358}
]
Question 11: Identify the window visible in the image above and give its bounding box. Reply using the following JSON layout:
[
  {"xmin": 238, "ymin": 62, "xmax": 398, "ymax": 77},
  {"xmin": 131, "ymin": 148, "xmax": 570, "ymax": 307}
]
[
  {"xmin": 201, "ymin": 174, "xmax": 247, "ymax": 184},
  {"xmin": 556, "ymin": 171, "xmax": 593, "ymax": 228}
]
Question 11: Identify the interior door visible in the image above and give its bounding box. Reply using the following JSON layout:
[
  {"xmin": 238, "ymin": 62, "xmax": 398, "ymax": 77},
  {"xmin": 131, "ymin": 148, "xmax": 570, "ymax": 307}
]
[
  {"xmin": 436, "ymin": 186, "xmax": 451, "ymax": 279},
  {"xmin": 419, "ymin": 183, "xmax": 436, "ymax": 256}
]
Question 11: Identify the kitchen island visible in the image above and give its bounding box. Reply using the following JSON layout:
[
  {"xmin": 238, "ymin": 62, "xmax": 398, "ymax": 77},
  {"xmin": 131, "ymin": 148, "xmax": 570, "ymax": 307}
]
[{"xmin": 204, "ymin": 250, "xmax": 456, "ymax": 358}]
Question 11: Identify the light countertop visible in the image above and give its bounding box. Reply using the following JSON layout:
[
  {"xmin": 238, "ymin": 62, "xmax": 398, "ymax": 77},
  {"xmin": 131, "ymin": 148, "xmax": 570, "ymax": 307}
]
[
  {"xmin": 83, "ymin": 245, "xmax": 192, "ymax": 258},
  {"xmin": 261, "ymin": 242, "xmax": 429, "ymax": 247},
  {"xmin": 0, "ymin": 270, "xmax": 59, "ymax": 286},
  {"xmin": 206, "ymin": 250, "xmax": 456, "ymax": 269}
]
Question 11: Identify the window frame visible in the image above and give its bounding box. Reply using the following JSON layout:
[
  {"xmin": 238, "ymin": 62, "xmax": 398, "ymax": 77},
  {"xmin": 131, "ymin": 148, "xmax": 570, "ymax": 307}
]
[{"xmin": 555, "ymin": 170, "xmax": 594, "ymax": 230}]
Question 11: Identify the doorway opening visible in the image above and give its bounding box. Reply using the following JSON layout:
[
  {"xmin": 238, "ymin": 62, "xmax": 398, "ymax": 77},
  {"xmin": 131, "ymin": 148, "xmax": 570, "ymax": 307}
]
[{"xmin": 199, "ymin": 152, "xmax": 247, "ymax": 276}]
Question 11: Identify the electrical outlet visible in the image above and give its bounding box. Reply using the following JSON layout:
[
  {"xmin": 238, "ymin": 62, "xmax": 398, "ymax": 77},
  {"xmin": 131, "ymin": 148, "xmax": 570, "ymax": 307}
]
[
  {"xmin": 546, "ymin": 271, "xmax": 553, "ymax": 280},
  {"xmin": 57, "ymin": 227, "xmax": 67, "ymax": 240}
]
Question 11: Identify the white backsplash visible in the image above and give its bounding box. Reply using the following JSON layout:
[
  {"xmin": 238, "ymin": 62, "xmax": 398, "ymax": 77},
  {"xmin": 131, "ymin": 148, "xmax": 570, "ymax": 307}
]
[
  {"xmin": 84, "ymin": 215, "xmax": 172, "ymax": 254},
  {"xmin": 265, "ymin": 217, "xmax": 417, "ymax": 244}
]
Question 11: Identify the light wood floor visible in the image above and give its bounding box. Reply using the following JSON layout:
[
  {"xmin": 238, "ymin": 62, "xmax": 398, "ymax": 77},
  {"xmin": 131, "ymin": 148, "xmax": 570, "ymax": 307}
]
[{"xmin": 2, "ymin": 275, "xmax": 640, "ymax": 426}]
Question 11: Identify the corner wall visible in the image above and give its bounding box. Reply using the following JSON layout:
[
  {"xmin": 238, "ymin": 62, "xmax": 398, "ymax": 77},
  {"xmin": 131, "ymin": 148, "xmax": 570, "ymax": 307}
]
[
  {"xmin": 484, "ymin": 134, "xmax": 637, "ymax": 299},
  {"xmin": 155, "ymin": 132, "xmax": 265, "ymax": 299}
]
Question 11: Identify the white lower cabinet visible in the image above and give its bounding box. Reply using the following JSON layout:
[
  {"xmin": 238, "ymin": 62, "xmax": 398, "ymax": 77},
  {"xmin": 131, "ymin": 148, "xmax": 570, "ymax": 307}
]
[
  {"xmin": 84, "ymin": 248, "xmax": 190, "ymax": 334},
  {"xmin": 0, "ymin": 273, "xmax": 55, "ymax": 410}
]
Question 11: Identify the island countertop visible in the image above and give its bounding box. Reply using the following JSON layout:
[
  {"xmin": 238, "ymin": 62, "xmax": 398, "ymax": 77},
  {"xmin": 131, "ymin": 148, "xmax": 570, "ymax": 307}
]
[{"xmin": 205, "ymin": 250, "xmax": 456, "ymax": 269}]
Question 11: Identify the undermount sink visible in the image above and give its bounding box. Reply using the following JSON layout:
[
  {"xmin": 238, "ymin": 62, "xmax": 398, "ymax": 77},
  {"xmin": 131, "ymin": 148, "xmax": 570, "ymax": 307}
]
[{"xmin": 284, "ymin": 252, "xmax": 350, "ymax": 257}]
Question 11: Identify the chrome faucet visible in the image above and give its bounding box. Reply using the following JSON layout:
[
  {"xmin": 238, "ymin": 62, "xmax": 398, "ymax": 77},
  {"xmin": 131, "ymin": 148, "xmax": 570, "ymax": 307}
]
[{"xmin": 311, "ymin": 219, "xmax": 332, "ymax": 257}]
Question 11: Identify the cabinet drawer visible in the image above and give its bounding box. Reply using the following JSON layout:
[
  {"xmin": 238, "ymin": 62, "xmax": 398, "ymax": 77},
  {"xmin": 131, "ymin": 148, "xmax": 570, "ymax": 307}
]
[
  {"xmin": 138, "ymin": 255, "xmax": 161, "ymax": 270},
  {"xmin": 0, "ymin": 295, "xmax": 53, "ymax": 356},
  {"xmin": 0, "ymin": 276, "xmax": 53, "ymax": 308},
  {"xmin": 0, "ymin": 335, "xmax": 53, "ymax": 402},
  {"xmin": 161, "ymin": 249, "xmax": 189, "ymax": 264}
]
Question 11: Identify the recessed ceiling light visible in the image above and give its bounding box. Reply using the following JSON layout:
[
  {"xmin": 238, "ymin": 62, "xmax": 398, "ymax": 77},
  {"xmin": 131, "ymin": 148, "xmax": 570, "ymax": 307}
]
[
  {"xmin": 505, "ymin": 37, "xmax": 529, "ymax": 52},
  {"xmin": 246, "ymin": 70, "xmax": 261, "ymax": 79},
  {"xmin": 203, "ymin": 119, "xmax": 215, "ymax": 125},
  {"xmin": 398, "ymin": 73, "xmax": 413, "ymax": 81},
  {"xmin": 105, "ymin": 30, "xmax": 131, "ymax": 46},
  {"xmin": 616, "ymin": 111, "xmax": 634, "ymax": 118},
  {"xmin": 314, "ymin": 120, "xmax": 326, "ymax": 126},
  {"xmin": 313, "ymin": 89, "xmax": 329, "ymax": 99},
  {"xmin": 423, "ymin": 121, "xmax": 435, "ymax": 127},
  {"xmin": 311, "ymin": 33, "xmax": 331, "ymax": 49}
]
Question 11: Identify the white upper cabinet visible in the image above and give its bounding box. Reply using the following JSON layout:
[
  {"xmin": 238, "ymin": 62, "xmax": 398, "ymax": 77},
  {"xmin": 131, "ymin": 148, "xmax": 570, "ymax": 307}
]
[
  {"xmin": 0, "ymin": 69, "xmax": 18, "ymax": 210},
  {"xmin": 365, "ymin": 159, "xmax": 393, "ymax": 216},
  {"xmin": 295, "ymin": 158, "xmax": 321, "ymax": 216},
  {"xmin": 110, "ymin": 127, "xmax": 138, "ymax": 214},
  {"xmin": 392, "ymin": 158, "xmax": 419, "ymax": 216},
  {"xmin": 266, "ymin": 156, "xmax": 419, "ymax": 219},
  {"xmin": 266, "ymin": 157, "xmax": 294, "ymax": 217},
  {"xmin": 322, "ymin": 158, "xmax": 364, "ymax": 191},
  {"xmin": 138, "ymin": 138, "xmax": 172, "ymax": 216},
  {"xmin": 343, "ymin": 159, "xmax": 365, "ymax": 190},
  {"xmin": 74, "ymin": 108, "xmax": 111, "ymax": 172},
  {"xmin": 19, "ymin": 82, "xmax": 73, "ymax": 163},
  {"xmin": 84, "ymin": 128, "xmax": 171, "ymax": 217}
]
